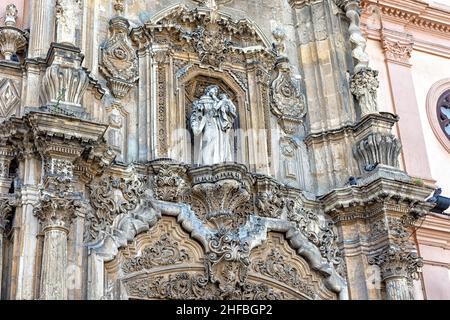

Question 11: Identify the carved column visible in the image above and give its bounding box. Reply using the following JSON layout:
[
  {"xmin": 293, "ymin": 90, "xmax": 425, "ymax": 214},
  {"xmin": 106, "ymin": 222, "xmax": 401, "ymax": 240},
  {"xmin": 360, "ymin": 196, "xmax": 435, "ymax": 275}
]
[
  {"xmin": 55, "ymin": 0, "xmax": 83, "ymax": 46},
  {"xmin": 336, "ymin": 0, "xmax": 379, "ymax": 116},
  {"xmin": 381, "ymin": 30, "xmax": 432, "ymax": 181},
  {"xmin": 28, "ymin": 0, "xmax": 56, "ymax": 58},
  {"xmin": 34, "ymin": 192, "xmax": 77, "ymax": 300}
]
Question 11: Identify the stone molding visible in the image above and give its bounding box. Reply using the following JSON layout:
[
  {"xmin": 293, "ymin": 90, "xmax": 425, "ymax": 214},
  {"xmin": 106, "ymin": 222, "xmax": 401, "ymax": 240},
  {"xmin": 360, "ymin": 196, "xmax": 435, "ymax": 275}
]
[{"xmin": 361, "ymin": 0, "xmax": 450, "ymax": 35}]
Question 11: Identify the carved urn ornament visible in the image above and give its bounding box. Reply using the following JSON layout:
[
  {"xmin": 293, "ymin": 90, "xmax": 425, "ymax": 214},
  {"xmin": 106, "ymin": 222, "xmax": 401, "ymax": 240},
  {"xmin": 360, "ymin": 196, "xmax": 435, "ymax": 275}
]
[{"xmin": 0, "ymin": 4, "xmax": 28, "ymax": 62}]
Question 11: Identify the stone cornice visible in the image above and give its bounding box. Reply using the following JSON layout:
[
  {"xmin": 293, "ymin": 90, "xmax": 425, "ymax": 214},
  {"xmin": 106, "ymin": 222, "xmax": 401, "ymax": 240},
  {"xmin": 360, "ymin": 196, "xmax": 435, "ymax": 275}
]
[
  {"xmin": 361, "ymin": 0, "xmax": 450, "ymax": 34},
  {"xmin": 319, "ymin": 166, "xmax": 435, "ymax": 217}
]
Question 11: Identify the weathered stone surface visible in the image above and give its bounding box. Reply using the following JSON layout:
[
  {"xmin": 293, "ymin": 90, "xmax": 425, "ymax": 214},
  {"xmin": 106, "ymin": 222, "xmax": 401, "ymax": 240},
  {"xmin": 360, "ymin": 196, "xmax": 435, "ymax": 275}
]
[{"xmin": 0, "ymin": 0, "xmax": 438, "ymax": 301}]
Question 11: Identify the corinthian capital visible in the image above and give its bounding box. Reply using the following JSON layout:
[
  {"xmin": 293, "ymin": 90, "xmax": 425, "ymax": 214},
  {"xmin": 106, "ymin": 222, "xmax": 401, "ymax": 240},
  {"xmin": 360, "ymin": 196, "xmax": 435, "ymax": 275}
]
[
  {"xmin": 368, "ymin": 244, "xmax": 423, "ymax": 281},
  {"xmin": 382, "ymin": 38, "xmax": 414, "ymax": 65},
  {"xmin": 33, "ymin": 193, "xmax": 79, "ymax": 231}
]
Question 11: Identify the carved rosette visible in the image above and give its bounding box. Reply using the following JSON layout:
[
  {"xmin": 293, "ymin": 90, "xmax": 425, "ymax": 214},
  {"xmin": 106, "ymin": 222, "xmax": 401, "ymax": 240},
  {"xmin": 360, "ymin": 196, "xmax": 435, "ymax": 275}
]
[
  {"xmin": 353, "ymin": 132, "xmax": 402, "ymax": 171},
  {"xmin": 271, "ymin": 58, "xmax": 306, "ymax": 135},
  {"xmin": 350, "ymin": 68, "xmax": 379, "ymax": 115},
  {"xmin": 0, "ymin": 4, "xmax": 28, "ymax": 61},
  {"xmin": 100, "ymin": 17, "xmax": 138, "ymax": 99},
  {"xmin": 40, "ymin": 43, "xmax": 89, "ymax": 114}
]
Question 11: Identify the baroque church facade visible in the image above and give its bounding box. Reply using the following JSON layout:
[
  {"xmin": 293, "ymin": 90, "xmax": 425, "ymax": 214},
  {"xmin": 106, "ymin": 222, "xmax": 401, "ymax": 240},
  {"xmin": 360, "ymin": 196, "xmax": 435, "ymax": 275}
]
[{"xmin": 0, "ymin": 0, "xmax": 448, "ymax": 300}]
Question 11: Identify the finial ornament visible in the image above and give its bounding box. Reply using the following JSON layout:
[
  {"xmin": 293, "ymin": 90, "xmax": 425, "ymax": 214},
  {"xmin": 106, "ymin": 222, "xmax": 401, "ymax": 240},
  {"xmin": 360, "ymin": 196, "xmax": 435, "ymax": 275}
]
[{"xmin": 5, "ymin": 4, "xmax": 18, "ymax": 27}]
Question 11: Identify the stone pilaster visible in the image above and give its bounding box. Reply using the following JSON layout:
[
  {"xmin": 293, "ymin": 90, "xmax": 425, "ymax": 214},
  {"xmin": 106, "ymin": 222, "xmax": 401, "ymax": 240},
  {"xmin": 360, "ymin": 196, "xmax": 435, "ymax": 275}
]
[{"xmin": 381, "ymin": 30, "xmax": 433, "ymax": 181}]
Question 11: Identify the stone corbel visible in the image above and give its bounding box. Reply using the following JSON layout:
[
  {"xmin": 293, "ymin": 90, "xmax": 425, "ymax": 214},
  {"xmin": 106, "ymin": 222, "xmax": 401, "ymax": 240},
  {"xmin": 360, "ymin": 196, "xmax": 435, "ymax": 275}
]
[
  {"xmin": 39, "ymin": 43, "xmax": 89, "ymax": 117},
  {"xmin": 352, "ymin": 112, "xmax": 402, "ymax": 173},
  {"xmin": 0, "ymin": 4, "xmax": 28, "ymax": 62}
]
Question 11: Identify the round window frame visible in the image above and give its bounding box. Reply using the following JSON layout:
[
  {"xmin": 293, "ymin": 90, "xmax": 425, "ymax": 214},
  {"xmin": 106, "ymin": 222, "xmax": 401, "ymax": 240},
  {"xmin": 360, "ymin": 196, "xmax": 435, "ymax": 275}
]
[{"xmin": 426, "ymin": 78, "xmax": 450, "ymax": 153}]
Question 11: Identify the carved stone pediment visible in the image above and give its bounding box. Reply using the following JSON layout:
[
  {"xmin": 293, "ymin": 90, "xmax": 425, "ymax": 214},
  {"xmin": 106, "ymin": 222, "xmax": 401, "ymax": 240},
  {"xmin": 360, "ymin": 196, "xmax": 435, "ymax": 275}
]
[{"xmin": 134, "ymin": 5, "xmax": 274, "ymax": 69}]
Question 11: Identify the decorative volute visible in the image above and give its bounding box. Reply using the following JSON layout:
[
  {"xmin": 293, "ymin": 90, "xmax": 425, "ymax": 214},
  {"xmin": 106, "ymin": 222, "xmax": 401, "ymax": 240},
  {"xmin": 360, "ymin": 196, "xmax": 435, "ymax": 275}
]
[{"xmin": 0, "ymin": 4, "xmax": 28, "ymax": 62}]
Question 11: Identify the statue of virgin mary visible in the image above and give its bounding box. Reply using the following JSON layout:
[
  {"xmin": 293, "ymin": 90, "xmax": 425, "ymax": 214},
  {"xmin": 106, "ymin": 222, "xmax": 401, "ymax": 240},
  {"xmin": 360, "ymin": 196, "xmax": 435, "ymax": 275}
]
[{"xmin": 190, "ymin": 85, "xmax": 237, "ymax": 165}]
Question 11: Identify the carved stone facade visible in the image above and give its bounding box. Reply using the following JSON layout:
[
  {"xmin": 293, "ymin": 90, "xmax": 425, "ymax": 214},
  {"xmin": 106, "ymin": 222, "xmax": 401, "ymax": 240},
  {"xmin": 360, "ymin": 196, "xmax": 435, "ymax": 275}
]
[{"xmin": 0, "ymin": 0, "xmax": 445, "ymax": 301}]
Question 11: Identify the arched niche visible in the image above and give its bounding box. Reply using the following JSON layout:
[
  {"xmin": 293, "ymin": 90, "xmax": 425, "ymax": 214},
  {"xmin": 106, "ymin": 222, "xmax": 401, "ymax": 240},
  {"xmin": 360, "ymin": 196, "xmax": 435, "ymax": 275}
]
[
  {"xmin": 173, "ymin": 66, "xmax": 249, "ymax": 166},
  {"xmin": 131, "ymin": 3, "xmax": 276, "ymax": 173}
]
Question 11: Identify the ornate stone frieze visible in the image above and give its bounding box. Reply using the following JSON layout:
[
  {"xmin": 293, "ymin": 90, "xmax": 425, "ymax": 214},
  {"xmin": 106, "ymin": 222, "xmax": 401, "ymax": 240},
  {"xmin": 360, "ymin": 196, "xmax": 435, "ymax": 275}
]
[
  {"xmin": 0, "ymin": 4, "xmax": 28, "ymax": 62},
  {"xmin": 252, "ymin": 249, "xmax": 316, "ymax": 298},
  {"xmin": 124, "ymin": 272, "xmax": 289, "ymax": 300},
  {"xmin": 122, "ymin": 233, "xmax": 190, "ymax": 274},
  {"xmin": 85, "ymin": 174, "xmax": 147, "ymax": 242},
  {"xmin": 353, "ymin": 132, "xmax": 402, "ymax": 171},
  {"xmin": 350, "ymin": 68, "xmax": 379, "ymax": 115},
  {"xmin": 138, "ymin": 5, "xmax": 272, "ymax": 70},
  {"xmin": 150, "ymin": 162, "xmax": 188, "ymax": 202},
  {"xmin": 361, "ymin": 0, "xmax": 450, "ymax": 34},
  {"xmin": 270, "ymin": 58, "xmax": 306, "ymax": 135},
  {"xmin": 100, "ymin": 17, "xmax": 138, "ymax": 99},
  {"xmin": 40, "ymin": 43, "xmax": 89, "ymax": 115}
]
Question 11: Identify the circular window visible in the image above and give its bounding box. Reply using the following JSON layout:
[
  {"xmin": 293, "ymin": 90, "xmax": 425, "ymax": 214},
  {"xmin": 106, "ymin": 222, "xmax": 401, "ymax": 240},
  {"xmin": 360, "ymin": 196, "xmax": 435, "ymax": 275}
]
[
  {"xmin": 427, "ymin": 79, "xmax": 450, "ymax": 152},
  {"xmin": 437, "ymin": 90, "xmax": 450, "ymax": 140}
]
